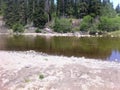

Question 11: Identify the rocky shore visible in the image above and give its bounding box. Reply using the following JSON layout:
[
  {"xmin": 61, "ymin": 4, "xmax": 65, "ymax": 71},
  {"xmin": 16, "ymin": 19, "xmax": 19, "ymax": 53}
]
[{"xmin": 0, "ymin": 51, "xmax": 120, "ymax": 90}]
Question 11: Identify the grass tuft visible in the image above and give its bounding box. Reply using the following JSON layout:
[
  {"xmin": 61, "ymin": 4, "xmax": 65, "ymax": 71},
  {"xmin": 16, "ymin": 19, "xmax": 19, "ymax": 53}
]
[{"xmin": 39, "ymin": 74, "xmax": 44, "ymax": 80}]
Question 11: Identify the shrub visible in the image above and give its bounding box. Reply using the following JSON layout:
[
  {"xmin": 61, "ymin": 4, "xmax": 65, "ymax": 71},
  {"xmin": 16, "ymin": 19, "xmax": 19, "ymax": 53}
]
[
  {"xmin": 98, "ymin": 16, "xmax": 120, "ymax": 32},
  {"xmin": 12, "ymin": 23, "xmax": 24, "ymax": 33},
  {"xmin": 53, "ymin": 18, "xmax": 72, "ymax": 33},
  {"xmin": 39, "ymin": 74, "xmax": 44, "ymax": 80},
  {"xmin": 35, "ymin": 28, "xmax": 41, "ymax": 33},
  {"xmin": 80, "ymin": 15, "xmax": 93, "ymax": 32},
  {"xmin": 72, "ymin": 27, "xmax": 80, "ymax": 32}
]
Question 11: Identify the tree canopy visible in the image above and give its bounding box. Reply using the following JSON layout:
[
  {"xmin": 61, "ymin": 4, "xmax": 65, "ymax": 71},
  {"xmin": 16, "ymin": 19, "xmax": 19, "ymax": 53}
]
[{"xmin": 0, "ymin": 0, "xmax": 119, "ymax": 33}]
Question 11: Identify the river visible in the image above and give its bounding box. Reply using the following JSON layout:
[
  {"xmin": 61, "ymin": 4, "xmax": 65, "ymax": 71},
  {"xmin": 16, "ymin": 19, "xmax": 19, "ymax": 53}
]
[{"xmin": 0, "ymin": 35, "xmax": 120, "ymax": 62}]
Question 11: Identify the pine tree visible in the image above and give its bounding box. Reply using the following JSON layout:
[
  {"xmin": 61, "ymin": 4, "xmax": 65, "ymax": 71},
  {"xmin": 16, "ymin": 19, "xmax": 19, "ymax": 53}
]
[
  {"xmin": 27, "ymin": 0, "xmax": 34, "ymax": 23},
  {"xmin": 4, "ymin": 0, "xmax": 17, "ymax": 28},
  {"xmin": 79, "ymin": 1, "xmax": 88, "ymax": 18},
  {"xmin": 88, "ymin": 0, "xmax": 101, "ymax": 17},
  {"xmin": 103, "ymin": 0, "xmax": 110, "ymax": 6},
  {"xmin": 50, "ymin": 0, "xmax": 55, "ymax": 14},
  {"xmin": 18, "ymin": 0, "xmax": 27, "ymax": 25},
  {"xmin": 65, "ymin": 0, "xmax": 74, "ymax": 17},
  {"xmin": 33, "ymin": 0, "xmax": 48, "ymax": 28},
  {"xmin": 2, "ymin": 0, "xmax": 117, "ymax": 30},
  {"xmin": 101, "ymin": 1, "xmax": 116, "ymax": 17},
  {"xmin": 116, "ymin": 4, "xmax": 120, "ymax": 13}
]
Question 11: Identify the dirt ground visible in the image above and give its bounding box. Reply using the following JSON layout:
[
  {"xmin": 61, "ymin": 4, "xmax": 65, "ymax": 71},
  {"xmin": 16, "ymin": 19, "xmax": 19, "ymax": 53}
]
[{"xmin": 0, "ymin": 51, "xmax": 120, "ymax": 90}]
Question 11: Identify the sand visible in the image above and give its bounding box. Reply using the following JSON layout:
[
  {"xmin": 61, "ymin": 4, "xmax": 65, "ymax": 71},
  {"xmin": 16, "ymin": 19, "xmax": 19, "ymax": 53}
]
[{"xmin": 0, "ymin": 51, "xmax": 120, "ymax": 90}]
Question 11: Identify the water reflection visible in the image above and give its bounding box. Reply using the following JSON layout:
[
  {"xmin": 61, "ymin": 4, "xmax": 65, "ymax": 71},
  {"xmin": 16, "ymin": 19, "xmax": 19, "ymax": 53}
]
[
  {"xmin": 0, "ymin": 35, "xmax": 120, "ymax": 61},
  {"xmin": 107, "ymin": 50, "xmax": 120, "ymax": 62}
]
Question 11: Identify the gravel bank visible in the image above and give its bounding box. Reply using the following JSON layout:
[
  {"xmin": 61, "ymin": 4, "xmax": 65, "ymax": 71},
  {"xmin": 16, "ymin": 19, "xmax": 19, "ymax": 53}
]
[{"xmin": 0, "ymin": 51, "xmax": 120, "ymax": 90}]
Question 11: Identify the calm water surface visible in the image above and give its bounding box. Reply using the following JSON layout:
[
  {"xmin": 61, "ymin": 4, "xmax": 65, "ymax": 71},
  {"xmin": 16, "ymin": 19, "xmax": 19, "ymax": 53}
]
[{"xmin": 0, "ymin": 35, "xmax": 120, "ymax": 62}]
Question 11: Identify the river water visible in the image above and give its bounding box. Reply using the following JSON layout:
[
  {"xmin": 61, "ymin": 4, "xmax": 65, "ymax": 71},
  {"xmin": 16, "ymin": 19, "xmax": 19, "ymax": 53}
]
[{"xmin": 0, "ymin": 35, "xmax": 120, "ymax": 62}]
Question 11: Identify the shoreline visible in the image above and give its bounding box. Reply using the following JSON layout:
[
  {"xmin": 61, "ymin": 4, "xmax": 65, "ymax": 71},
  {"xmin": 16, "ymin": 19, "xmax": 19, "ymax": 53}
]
[
  {"xmin": 0, "ymin": 51, "xmax": 120, "ymax": 90},
  {"xmin": 23, "ymin": 33, "xmax": 91, "ymax": 37},
  {"xmin": 0, "ymin": 32, "xmax": 103, "ymax": 37}
]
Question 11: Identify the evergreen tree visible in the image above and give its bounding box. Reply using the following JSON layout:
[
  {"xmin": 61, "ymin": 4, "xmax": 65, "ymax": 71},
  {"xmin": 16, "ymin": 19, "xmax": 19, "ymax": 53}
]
[
  {"xmin": 101, "ymin": 1, "xmax": 116, "ymax": 17},
  {"xmin": 65, "ymin": 0, "xmax": 74, "ymax": 17},
  {"xmin": 2, "ymin": 0, "xmax": 118, "ymax": 31},
  {"xmin": 18, "ymin": 0, "xmax": 27, "ymax": 25},
  {"xmin": 27, "ymin": 0, "xmax": 34, "ymax": 23},
  {"xmin": 33, "ymin": 0, "xmax": 48, "ymax": 28},
  {"xmin": 4, "ymin": 0, "xmax": 17, "ymax": 28},
  {"xmin": 50, "ymin": 0, "xmax": 56, "ymax": 16},
  {"xmin": 116, "ymin": 4, "xmax": 120, "ymax": 13},
  {"xmin": 79, "ymin": 1, "xmax": 88, "ymax": 18},
  {"xmin": 103, "ymin": 0, "xmax": 110, "ymax": 6},
  {"xmin": 57, "ymin": 0, "xmax": 65, "ymax": 17},
  {"xmin": 88, "ymin": 0, "xmax": 101, "ymax": 17}
]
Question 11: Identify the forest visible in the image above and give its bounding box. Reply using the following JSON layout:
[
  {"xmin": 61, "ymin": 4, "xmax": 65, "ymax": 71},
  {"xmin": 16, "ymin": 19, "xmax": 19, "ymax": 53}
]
[{"xmin": 0, "ymin": 0, "xmax": 120, "ymax": 34}]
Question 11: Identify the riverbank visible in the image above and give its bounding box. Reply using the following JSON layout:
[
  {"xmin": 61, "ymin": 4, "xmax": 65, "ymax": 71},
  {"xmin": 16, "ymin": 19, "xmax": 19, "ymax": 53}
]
[
  {"xmin": 0, "ymin": 51, "xmax": 120, "ymax": 90},
  {"xmin": 23, "ymin": 33, "xmax": 91, "ymax": 37},
  {"xmin": 0, "ymin": 32, "xmax": 100, "ymax": 38}
]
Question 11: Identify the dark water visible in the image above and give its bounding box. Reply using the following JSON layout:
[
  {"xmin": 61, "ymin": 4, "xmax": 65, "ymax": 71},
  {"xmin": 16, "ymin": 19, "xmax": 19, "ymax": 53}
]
[{"xmin": 0, "ymin": 35, "xmax": 120, "ymax": 62}]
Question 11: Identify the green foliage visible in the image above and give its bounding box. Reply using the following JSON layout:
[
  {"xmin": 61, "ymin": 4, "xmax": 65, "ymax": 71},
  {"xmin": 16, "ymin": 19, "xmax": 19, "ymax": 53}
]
[
  {"xmin": 116, "ymin": 4, "xmax": 120, "ymax": 13},
  {"xmin": 53, "ymin": 18, "xmax": 72, "ymax": 33},
  {"xmin": 98, "ymin": 16, "xmax": 120, "ymax": 32},
  {"xmin": 65, "ymin": 1, "xmax": 74, "ymax": 17},
  {"xmin": 33, "ymin": 12, "xmax": 48, "ymax": 29},
  {"xmin": 77, "ymin": 2, "xmax": 88, "ymax": 18},
  {"xmin": 80, "ymin": 15, "xmax": 93, "ymax": 32},
  {"xmin": 72, "ymin": 27, "xmax": 80, "ymax": 32},
  {"xmin": 0, "ymin": 0, "xmax": 6, "ymax": 16},
  {"xmin": 35, "ymin": 28, "xmax": 41, "ymax": 33},
  {"xmin": 3, "ymin": 0, "xmax": 48, "ymax": 29},
  {"xmin": 4, "ymin": 0, "xmax": 27, "ymax": 28},
  {"xmin": 57, "ymin": 0, "xmax": 102, "ymax": 18},
  {"xmin": 12, "ymin": 23, "xmax": 24, "ymax": 33},
  {"xmin": 18, "ymin": 0, "xmax": 27, "ymax": 25},
  {"xmin": 89, "ymin": 0, "xmax": 101, "ymax": 16},
  {"xmin": 80, "ymin": 15, "xmax": 120, "ymax": 33},
  {"xmin": 89, "ymin": 23, "xmax": 99, "ymax": 35},
  {"xmin": 101, "ymin": 1, "xmax": 116, "ymax": 17},
  {"xmin": 33, "ymin": 0, "xmax": 48, "ymax": 29},
  {"xmin": 2, "ymin": 0, "xmax": 120, "ymax": 34},
  {"xmin": 39, "ymin": 74, "xmax": 44, "ymax": 80}
]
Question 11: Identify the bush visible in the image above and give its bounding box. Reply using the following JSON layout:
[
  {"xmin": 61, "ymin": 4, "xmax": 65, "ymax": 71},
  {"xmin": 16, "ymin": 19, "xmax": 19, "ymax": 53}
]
[
  {"xmin": 80, "ymin": 15, "xmax": 93, "ymax": 32},
  {"xmin": 53, "ymin": 18, "xmax": 72, "ymax": 33},
  {"xmin": 98, "ymin": 16, "xmax": 120, "ymax": 32},
  {"xmin": 39, "ymin": 74, "xmax": 44, "ymax": 80},
  {"xmin": 72, "ymin": 27, "xmax": 80, "ymax": 32},
  {"xmin": 12, "ymin": 23, "xmax": 24, "ymax": 33},
  {"xmin": 35, "ymin": 28, "xmax": 41, "ymax": 33}
]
